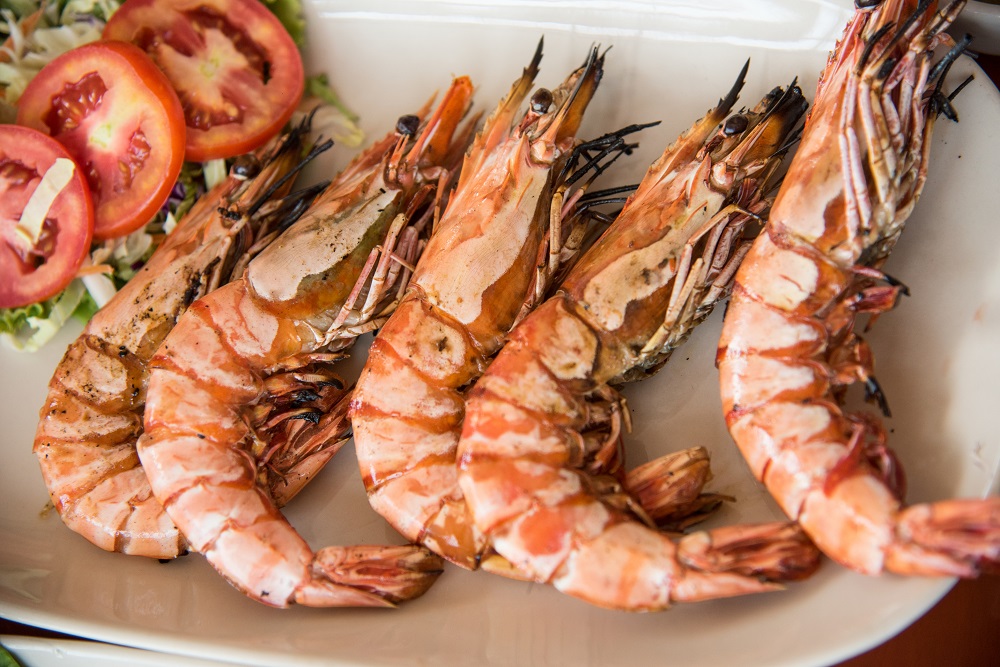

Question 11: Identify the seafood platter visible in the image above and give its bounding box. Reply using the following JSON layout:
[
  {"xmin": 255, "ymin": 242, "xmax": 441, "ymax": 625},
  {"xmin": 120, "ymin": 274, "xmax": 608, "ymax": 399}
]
[{"xmin": 0, "ymin": 1, "xmax": 998, "ymax": 665}]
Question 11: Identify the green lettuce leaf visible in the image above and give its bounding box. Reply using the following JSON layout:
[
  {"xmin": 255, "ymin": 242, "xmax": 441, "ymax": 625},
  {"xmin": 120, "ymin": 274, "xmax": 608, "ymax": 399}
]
[
  {"xmin": 0, "ymin": 0, "xmax": 39, "ymax": 20},
  {"xmin": 0, "ymin": 280, "xmax": 85, "ymax": 352},
  {"xmin": 0, "ymin": 642, "xmax": 25, "ymax": 667},
  {"xmin": 0, "ymin": 300, "xmax": 49, "ymax": 336},
  {"xmin": 304, "ymin": 73, "xmax": 364, "ymax": 147}
]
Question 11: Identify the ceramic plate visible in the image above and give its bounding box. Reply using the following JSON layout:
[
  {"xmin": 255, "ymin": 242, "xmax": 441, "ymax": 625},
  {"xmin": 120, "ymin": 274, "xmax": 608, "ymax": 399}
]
[
  {"xmin": 1, "ymin": 636, "xmax": 233, "ymax": 667},
  {"xmin": 950, "ymin": 1, "xmax": 1000, "ymax": 55},
  {"xmin": 2, "ymin": 2, "xmax": 999, "ymax": 666}
]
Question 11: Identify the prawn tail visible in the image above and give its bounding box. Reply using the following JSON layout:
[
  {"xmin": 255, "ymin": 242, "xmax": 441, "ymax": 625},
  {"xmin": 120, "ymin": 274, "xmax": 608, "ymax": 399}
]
[
  {"xmin": 622, "ymin": 447, "xmax": 732, "ymax": 532},
  {"xmin": 310, "ymin": 544, "xmax": 446, "ymax": 605},
  {"xmin": 670, "ymin": 522, "xmax": 822, "ymax": 603},
  {"xmin": 887, "ymin": 499, "xmax": 1000, "ymax": 577}
]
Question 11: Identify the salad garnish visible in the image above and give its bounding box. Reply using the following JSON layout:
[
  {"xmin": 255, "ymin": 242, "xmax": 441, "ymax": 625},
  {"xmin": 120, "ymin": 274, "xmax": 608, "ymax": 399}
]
[{"xmin": 0, "ymin": 0, "xmax": 363, "ymax": 351}]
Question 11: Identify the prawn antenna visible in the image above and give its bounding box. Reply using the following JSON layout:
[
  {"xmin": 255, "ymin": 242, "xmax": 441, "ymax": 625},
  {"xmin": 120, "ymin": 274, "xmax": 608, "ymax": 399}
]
[
  {"xmin": 561, "ymin": 121, "xmax": 660, "ymax": 186},
  {"xmin": 249, "ymin": 138, "xmax": 334, "ymax": 218}
]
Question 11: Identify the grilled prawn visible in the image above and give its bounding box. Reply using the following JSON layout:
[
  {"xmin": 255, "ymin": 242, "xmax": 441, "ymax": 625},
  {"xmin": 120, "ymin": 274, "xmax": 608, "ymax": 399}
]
[
  {"xmin": 32, "ymin": 123, "xmax": 322, "ymax": 558},
  {"xmin": 457, "ymin": 67, "xmax": 821, "ymax": 611},
  {"xmin": 137, "ymin": 78, "xmax": 475, "ymax": 607},
  {"xmin": 348, "ymin": 42, "xmax": 656, "ymax": 573},
  {"xmin": 716, "ymin": 0, "xmax": 1000, "ymax": 576}
]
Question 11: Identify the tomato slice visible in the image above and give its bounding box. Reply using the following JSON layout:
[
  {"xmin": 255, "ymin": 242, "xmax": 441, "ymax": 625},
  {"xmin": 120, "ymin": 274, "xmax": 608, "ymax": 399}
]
[
  {"xmin": 104, "ymin": 0, "xmax": 305, "ymax": 162},
  {"xmin": 16, "ymin": 40, "xmax": 186, "ymax": 240},
  {"xmin": 0, "ymin": 125, "xmax": 94, "ymax": 309}
]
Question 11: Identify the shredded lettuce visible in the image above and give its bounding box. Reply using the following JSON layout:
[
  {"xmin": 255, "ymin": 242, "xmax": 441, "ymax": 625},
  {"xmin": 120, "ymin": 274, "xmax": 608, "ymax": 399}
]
[
  {"xmin": 0, "ymin": 641, "xmax": 25, "ymax": 667},
  {"xmin": 0, "ymin": 300, "xmax": 47, "ymax": 337},
  {"xmin": 303, "ymin": 73, "xmax": 364, "ymax": 147},
  {"xmin": 0, "ymin": 0, "xmax": 120, "ymax": 102},
  {"xmin": 165, "ymin": 160, "xmax": 205, "ymax": 224},
  {"xmin": 202, "ymin": 157, "xmax": 228, "ymax": 190},
  {"xmin": 72, "ymin": 286, "xmax": 99, "ymax": 321},
  {"xmin": 0, "ymin": 159, "xmax": 200, "ymax": 352},
  {"xmin": 80, "ymin": 270, "xmax": 116, "ymax": 307},
  {"xmin": 0, "ymin": 0, "xmax": 40, "ymax": 21},
  {"xmin": 0, "ymin": 279, "xmax": 85, "ymax": 351},
  {"xmin": 57, "ymin": 0, "xmax": 120, "ymax": 22}
]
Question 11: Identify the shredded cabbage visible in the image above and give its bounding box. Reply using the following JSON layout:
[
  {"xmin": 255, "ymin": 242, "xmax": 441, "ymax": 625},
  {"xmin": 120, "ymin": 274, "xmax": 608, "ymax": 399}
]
[
  {"xmin": 202, "ymin": 158, "xmax": 228, "ymax": 190},
  {"xmin": 302, "ymin": 74, "xmax": 365, "ymax": 147},
  {"xmin": 0, "ymin": 0, "xmax": 119, "ymax": 102},
  {"xmin": 0, "ymin": 279, "xmax": 85, "ymax": 352}
]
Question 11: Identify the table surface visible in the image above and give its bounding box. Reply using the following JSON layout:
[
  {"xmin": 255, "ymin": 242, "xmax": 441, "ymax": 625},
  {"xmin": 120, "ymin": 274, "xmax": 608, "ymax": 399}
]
[{"xmin": 1, "ymin": 48, "xmax": 998, "ymax": 667}]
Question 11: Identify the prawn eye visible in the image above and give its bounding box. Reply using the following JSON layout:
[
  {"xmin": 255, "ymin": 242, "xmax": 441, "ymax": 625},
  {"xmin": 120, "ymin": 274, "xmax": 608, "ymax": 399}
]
[
  {"xmin": 723, "ymin": 114, "xmax": 749, "ymax": 136},
  {"xmin": 396, "ymin": 114, "xmax": 420, "ymax": 136},
  {"xmin": 230, "ymin": 154, "xmax": 262, "ymax": 180},
  {"xmin": 530, "ymin": 88, "xmax": 554, "ymax": 114},
  {"xmin": 763, "ymin": 85, "xmax": 783, "ymax": 106},
  {"xmin": 856, "ymin": 0, "xmax": 881, "ymax": 8}
]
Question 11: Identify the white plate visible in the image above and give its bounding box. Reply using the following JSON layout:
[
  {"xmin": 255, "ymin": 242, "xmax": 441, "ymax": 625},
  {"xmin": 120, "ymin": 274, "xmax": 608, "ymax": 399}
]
[
  {"xmin": 1, "ymin": 636, "xmax": 233, "ymax": 667},
  {"xmin": 950, "ymin": 1, "xmax": 1000, "ymax": 55},
  {"xmin": 2, "ymin": 2, "xmax": 999, "ymax": 666}
]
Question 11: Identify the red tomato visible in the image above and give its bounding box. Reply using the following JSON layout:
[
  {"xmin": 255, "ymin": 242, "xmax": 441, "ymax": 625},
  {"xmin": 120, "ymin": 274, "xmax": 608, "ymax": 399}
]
[
  {"xmin": 16, "ymin": 40, "xmax": 186, "ymax": 240},
  {"xmin": 104, "ymin": 0, "xmax": 305, "ymax": 162},
  {"xmin": 0, "ymin": 125, "xmax": 94, "ymax": 309}
]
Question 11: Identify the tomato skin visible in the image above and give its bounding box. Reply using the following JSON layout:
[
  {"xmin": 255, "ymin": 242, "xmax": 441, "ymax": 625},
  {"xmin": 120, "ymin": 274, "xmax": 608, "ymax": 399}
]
[
  {"xmin": 16, "ymin": 40, "xmax": 186, "ymax": 240},
  {"xmin": 104, "ymin": 0, "xmax": 305, "ymax": 162},
  {"xmin": 0, "ymin": 125, "xmax": 94, "ymax": 309}
]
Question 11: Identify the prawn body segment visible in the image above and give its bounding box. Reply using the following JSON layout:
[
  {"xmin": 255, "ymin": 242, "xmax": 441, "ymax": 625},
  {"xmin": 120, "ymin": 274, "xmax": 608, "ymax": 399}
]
[
  {"xmin": 717, "ymin": 0, "xmax": 1000, "ymax": 576},
  {"xmin": 458, "ymin": 69, "xmax": 821, "ymax": 611},
  {"xmin": 139, "ymin": 78, "xmax": 476, "ymax": 607}
]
